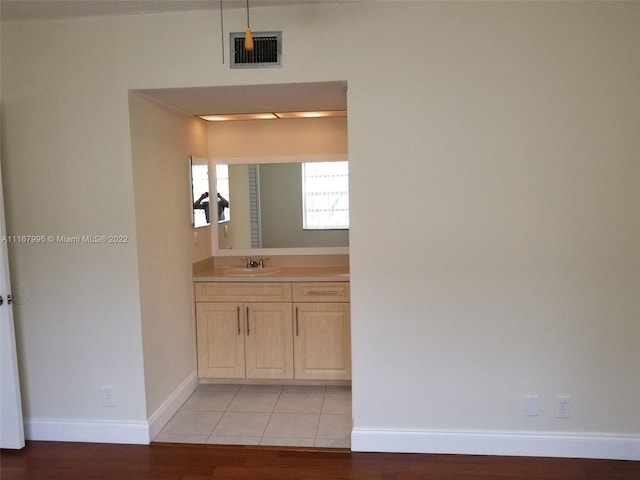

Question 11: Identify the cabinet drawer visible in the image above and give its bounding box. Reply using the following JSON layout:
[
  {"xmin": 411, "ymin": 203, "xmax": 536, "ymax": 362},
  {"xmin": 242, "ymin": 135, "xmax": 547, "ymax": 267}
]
[
  {"xmin": 195, "ymin": 282, "xmax": 292, "ymax": 302},
  {"xmin": 292, "ymin": 282, "xmax": 350, "ymax": 303}
]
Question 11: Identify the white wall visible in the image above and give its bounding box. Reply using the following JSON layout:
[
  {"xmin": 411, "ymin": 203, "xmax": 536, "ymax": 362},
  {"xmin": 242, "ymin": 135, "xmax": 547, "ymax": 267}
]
[
  {"xmin": 1, "ymin": 2, "xmax": 639, "ymax": 457},
  {"xmin": 129, "ymin": 92, "xmax": 207, "ymax": 435}
]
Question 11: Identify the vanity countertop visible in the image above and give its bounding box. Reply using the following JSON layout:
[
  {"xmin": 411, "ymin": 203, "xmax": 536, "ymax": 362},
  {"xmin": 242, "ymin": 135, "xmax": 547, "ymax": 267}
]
[{"xmin": 193, "ymin": 265, "xmax": 349, "ymax": 282}]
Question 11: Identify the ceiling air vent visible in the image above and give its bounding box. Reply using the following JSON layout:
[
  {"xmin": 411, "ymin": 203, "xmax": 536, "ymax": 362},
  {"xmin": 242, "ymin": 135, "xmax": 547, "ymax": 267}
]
[{"xmin": 230, "ymin": 31, "xmax": 282, "ymax": 69}]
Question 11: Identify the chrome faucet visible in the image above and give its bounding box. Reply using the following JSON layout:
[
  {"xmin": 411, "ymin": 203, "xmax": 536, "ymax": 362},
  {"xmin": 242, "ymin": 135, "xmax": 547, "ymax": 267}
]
[{"xmin": 241, "ymin": 258, "xmax": 268, "ymax": 268}]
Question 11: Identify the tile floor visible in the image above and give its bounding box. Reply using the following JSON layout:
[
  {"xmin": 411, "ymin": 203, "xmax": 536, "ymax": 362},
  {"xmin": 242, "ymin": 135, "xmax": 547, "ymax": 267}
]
[{"xmin": 154, "ymin": 384, "xmax": 352, "ymax": 448}]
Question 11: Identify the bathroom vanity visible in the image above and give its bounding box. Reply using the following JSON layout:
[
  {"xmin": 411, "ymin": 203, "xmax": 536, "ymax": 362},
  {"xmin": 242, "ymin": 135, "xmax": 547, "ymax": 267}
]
[{"xmin": 193, "ymin": 263, "xmax": 350, "ymax": 384}]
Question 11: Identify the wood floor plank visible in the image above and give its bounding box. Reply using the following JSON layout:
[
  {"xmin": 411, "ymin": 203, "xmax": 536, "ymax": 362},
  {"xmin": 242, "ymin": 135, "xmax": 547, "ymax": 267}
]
[{"xmin": 1, "ymin": 442, "xmax": 638, "ymax": 480}]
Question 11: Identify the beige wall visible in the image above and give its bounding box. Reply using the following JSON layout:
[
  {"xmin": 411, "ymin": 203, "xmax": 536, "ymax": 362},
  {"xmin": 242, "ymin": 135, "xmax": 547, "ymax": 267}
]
[
  {"xmin": 208, "ymin": 117, "xmax": 348, "ymax": 159},
  {"xmin": 2, "ymin": 16, "xmax": 150, "ymax": 427},
  {"xmin": 347, "ymin": 2, "xmax": 640, "ymax": 455},
  {"xmin": 1, "ymin": 1, "xmax": 639, "ymax": 457},
  {"xmin": 129, "ymin": 92, "xmax": 208, "ymax": 421}
]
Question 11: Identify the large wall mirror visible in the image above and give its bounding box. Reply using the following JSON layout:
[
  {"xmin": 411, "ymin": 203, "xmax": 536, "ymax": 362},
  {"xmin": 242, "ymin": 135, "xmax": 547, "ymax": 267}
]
[{"xmin": 213, "ymin": 156, "xmax": 349, "ymax": 255}]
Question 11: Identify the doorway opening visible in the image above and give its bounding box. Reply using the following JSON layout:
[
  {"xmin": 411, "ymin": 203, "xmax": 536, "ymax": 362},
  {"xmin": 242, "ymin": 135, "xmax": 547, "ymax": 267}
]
[{"xmin": 132, "ymin": 81, "xmax": 352, "ymax": 449}]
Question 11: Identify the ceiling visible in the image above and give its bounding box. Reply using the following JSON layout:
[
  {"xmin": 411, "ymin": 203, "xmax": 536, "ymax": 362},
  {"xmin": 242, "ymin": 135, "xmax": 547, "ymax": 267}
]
[
  {"xmin": 0, "ymin": 0, "xmax": 352, "ymax": 21},
  {"xmin": 137, "ymin": 82, "xmax": 347, "ymax": 117}
]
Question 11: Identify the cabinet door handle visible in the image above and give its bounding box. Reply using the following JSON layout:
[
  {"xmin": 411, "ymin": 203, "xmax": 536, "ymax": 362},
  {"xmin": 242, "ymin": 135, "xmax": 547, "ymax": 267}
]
[
  {"xmin": 236, "ymin": 306, "xmax": 241, "ymax": 335},
  {"xmin": 306, "ymin": 290, "xmax": 338, "ymax": 296},
  {"xmin": 246, "ymin": 306, "xmax": 250, "ymax": 336},
  {"xmin": 295, "ymin": 307, "xmax": 299, "ymax": 336}
]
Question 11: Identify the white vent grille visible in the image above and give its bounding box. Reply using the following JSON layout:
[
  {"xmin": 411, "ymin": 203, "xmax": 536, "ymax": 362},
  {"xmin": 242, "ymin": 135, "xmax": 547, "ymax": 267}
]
[{"xmin": 230, "ymin": 31, "xmax": 282, "ymax": 68}]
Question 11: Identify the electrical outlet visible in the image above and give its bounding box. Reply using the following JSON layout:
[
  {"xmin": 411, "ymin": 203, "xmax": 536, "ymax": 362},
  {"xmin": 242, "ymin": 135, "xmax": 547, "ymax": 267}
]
[
  {"xmin": 101, "ymin": 386, "xmax": 115, "ymax": 407},
  {"xmin": 555, "ymin": 395, "xmax": 571, "ymax": 418}
]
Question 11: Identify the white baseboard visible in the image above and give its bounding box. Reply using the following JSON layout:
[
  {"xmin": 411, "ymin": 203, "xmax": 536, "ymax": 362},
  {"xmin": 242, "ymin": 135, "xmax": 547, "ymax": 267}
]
[
  {"xmin": 351, "ymin": 428, "xmax": 640, "ymax": 461},
  {"xmin": 25, "ymin": 418, "xmax": 150, "ymax": 444},
  {"xmin": 147, "ymin": 371, "xmax": 199, "ymax": 441},
  {"xmin": 24, "ymin": 372, "xmax": 199, "ymax": 445}
]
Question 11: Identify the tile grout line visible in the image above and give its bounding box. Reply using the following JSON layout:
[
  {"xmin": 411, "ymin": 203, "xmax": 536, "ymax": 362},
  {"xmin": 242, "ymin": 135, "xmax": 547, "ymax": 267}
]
[
  {"xmin": 206, "ymin": 385, "xmax": 241, "ymax": 444},
  {"xmin": 313, "ymin": 387, "xmax": 329, "ymax": 446},
  {"xmin": 259, "ymin": 386, "xmax": 283, "ymax": 445}
]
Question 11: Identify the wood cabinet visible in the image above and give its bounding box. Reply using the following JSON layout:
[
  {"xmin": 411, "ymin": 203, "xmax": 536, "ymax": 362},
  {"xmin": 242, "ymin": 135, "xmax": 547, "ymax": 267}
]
[
  {"xmin": 293, "ymin": 303, "xmax": 351, "ymax": 380},
  {"xmin": 292, "ymin": 282, "xmax": 350, "ymax": 303},
  {"xmin": 292, "ymin": 282, "xmax": 351, "ymax": 381},
  {"xmin": 244, "ymin": 302, "xmax": 293, "ymax": 379},
  {"xmin": 196, "ymin": 302, "xmax": 245, "ymax": 378},
  {"xmin": 195, "ymin": 283, "xmax": 293, "ymax": 379},
  {"xmin": 195, "ymin": 280, "xmax": 350, "ymax": 382},
  {"xmin": 195, "ymin": 282, "xmax": 292, "ymax": 303}
]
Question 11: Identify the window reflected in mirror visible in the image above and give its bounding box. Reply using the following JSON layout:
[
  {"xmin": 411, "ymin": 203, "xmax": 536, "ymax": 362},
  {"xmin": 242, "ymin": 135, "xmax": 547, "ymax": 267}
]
[
  {"xmin": 191, "ymin": 156, "xmax": 210, "ymax": 228},
  {"xmin": 302, "ymin": 161, "xmax": 349, "ymax": 230}
]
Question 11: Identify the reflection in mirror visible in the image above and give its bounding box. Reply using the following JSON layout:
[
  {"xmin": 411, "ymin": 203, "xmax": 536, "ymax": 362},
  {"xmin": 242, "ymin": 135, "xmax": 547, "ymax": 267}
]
[
  {"xmin": 215, "ymin": 164, "xmax": 230, "ymax": 222},
  {"xmin": 190, "ymin": 156, "xmax": 210, "ymax": 228},
  {"xmin": 216, "ymin": 160, "xmax": 349, "ymax": 250}
]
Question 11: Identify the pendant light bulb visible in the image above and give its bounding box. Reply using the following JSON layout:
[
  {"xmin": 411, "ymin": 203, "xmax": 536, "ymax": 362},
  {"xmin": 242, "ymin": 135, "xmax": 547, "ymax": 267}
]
[{"xmin": 245, "ymin": 27, "xmax": 254, "ymax": 51}]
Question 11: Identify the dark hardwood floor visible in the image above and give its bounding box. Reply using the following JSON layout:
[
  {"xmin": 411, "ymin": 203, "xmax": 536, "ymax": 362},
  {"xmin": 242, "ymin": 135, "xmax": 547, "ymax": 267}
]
[{"xmin": 1, "ymin": 441, "xmax": 639, "ymax": 479}]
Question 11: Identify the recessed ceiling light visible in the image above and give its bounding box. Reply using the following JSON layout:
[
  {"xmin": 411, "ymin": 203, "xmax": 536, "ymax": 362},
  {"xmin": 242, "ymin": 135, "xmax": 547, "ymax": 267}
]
[
  {"xmin": 198, "ymin": 110, "xmax": 347, "ymax": 122},
  {"xmin": 198, "ymin": 113, "xmax": 278, "ymax": 121},
  {"xmin": 274, "ymin": 110, "xmax": 347, "ymax": 119}
]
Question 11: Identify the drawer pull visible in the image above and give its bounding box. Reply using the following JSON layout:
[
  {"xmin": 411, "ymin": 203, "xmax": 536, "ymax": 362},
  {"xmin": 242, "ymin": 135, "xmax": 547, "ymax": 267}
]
[
  {"xmin": 306, "ymin": 290, "xmax": 338, "ymax": 296},
  {"xmin": 295, "ymin": 307, "xmax": 299, "ymax": 336},
  {"xmin": 236, "ymin": 306, "xmax": 241, "ymax": 335}
]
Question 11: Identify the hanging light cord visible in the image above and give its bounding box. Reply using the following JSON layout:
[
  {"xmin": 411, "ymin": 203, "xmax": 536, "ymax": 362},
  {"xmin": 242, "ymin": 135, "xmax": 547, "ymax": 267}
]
[
  {"xmin": 219, "ymin": 0, "xmax": 225, "ymax": 64},
  {"xmin": 244, "ymin": 0, "xmax": 254, "ymax": 52}
]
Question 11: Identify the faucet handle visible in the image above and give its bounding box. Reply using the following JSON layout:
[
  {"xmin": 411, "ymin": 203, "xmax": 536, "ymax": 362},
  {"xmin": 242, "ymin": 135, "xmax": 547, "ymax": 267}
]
[{"xmin": 240, "ymin": 257, "xmax": 270, "ymax": 268}]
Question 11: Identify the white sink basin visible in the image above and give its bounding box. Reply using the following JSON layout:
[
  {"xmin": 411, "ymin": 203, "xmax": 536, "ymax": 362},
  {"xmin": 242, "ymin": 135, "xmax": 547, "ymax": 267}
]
[{"xmin": 223, "ymin": 267, "xmax": 280, "ymax": 277}]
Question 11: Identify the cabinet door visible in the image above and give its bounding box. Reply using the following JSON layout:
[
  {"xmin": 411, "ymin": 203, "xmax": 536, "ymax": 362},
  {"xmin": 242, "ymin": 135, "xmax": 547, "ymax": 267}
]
[
  {"xmin": 196, "ymin": 302, "xmax": 245, "ymax": 378},
  {"xmin": 244, "ymin": 303, "xmax": 294, "ymax": 379},
  {"xmin": 293, "ymin": 303, "xmax": 351, "ymax": 380}
]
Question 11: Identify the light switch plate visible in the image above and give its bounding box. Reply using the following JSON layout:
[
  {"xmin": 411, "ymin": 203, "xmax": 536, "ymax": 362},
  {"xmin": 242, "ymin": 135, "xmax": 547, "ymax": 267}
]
[{"xmin": 525, "ymin": 395, "xmax": 539, "ymax": 416}]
